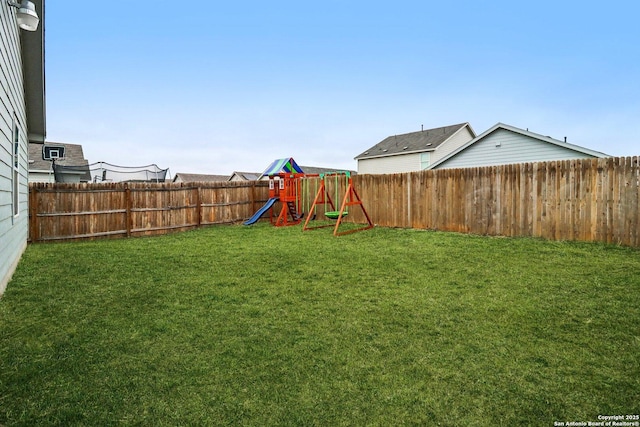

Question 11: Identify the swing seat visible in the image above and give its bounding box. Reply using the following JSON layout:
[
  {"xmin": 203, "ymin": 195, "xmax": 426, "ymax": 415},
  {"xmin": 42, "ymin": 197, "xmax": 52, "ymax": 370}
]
[{"xmin": 325, "ymin": 211, "xmax": 348, "ymax": 220}]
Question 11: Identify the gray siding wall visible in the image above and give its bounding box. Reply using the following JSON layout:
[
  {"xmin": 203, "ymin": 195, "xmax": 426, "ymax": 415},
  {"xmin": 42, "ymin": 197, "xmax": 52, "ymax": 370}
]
[
  {"xmin": 435, "ymin": 129, "xmax": 598, "ymax": 169},
  {"xmin": 357, "ymin": 152, "xmax": 421, "ymax": 174},
  {"xmin": 0, "ymin": 4, "xmax": 29, "ymax": 295}
]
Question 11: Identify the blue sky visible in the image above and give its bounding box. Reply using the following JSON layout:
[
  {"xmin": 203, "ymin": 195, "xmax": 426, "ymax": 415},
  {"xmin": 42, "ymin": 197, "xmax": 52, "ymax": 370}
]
[{"xmin": 45, "ymin": 1, "xmax": 640, "ymax": 176}]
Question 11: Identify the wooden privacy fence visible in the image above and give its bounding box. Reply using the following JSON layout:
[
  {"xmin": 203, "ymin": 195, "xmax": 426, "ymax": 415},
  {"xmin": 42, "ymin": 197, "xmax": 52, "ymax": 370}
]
[
  {"xmin": 29, "ymin": 181, "xmax": 269, "ymax": 242},
  {"xmin": 350, "ymin": 156, "xmax": 640, "ymax": 247},
  {"xmin": 28, "ymin": 156, "xmax": 640, "ymax": 246}
]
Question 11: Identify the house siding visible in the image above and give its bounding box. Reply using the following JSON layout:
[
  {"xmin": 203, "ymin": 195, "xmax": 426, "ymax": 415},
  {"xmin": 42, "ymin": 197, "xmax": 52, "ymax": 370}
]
[
  {"xmin": 0, "ymin": 4, "xmax": 30, "ymax": 295},
  {"xmin": 28, "ymin": 170, "xmax": 55, "ymax": 183},
  {"xmin": 358, "ymin": 152, "xmax": 421, "ymax": 174},
  {"xmin": 434, "ymin": 128, "xmax": 599, "ymax": 169},
  {"xmin": 431, "ymin": 126, "xmax": 475, "ymax": 165}
]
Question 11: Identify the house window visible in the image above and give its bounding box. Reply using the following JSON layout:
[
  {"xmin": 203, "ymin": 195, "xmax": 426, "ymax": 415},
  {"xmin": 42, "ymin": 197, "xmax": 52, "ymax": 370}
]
[
  {"xmin": 12, "ymin": 120, "xmax": 20, "ymax": 217},
  {"xmin": 420, "ymin": 152, "xmax": 431, "ymax": 169}
]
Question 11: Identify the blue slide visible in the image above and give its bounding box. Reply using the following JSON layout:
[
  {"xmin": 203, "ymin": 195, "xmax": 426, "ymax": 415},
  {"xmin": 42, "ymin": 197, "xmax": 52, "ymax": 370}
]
[{"xmin": 244, "ymin": 197, "xmax": 278, "ymax": 225}]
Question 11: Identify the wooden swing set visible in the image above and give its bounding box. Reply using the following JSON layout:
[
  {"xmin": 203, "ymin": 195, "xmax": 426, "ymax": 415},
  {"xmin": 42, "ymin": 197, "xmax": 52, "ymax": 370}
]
[{"xmin": 302, "ymin": 172, "xmax": 374, "ymax": 236}]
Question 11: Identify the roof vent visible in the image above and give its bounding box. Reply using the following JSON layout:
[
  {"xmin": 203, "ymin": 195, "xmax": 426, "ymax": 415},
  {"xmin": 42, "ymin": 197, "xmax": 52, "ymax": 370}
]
[
  {"xmin": 403, "ymin": 146, "xmax": 408, "ymax": 150},
  {"xmin": 382, "ymin": 149, "xmax": 388, "ymax": 152},
  {"xmin": 426, "ymin": 143, "xmax": 432, "ymax": 146}
]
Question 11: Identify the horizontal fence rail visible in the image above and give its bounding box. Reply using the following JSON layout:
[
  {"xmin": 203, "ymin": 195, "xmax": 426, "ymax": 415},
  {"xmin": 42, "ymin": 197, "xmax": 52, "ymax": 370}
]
[
  {"xmin": 28, "ymin": 156, "xmax": 640, "ymax": 246},
  {"xmin": 29, "ymin": 181, "xmax": 270, "ymax": 242},
  {"xmin": 351, "ymin": 156, "xmax": 639, "ymax": 247}
]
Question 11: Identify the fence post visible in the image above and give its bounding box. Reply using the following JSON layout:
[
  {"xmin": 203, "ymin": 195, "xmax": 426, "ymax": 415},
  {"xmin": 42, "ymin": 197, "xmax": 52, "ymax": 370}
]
[
  {"xmin": 196, "ymin": 185, "xmax": 202, "ymax": 228},
  {"xmin": 406, "ymin": 173, "xmax": 412, "ymax": 228},
  {"xmin": 250, "ymin": 181, "xmax": 256, "ymax": 215},
  {"xmin": 28, "ymin": 184, "xmax": 39, "ymax": 243},
  {"xmin": 125, "ymin": 184, "xmax": 132, "ymax": 238}
]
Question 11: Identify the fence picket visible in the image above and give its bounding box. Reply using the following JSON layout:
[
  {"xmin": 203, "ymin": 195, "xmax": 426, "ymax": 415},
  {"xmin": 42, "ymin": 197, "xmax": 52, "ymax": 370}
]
[{"xmin": 28, "ymin": 157, "xmax": 640, "ymax": 246}]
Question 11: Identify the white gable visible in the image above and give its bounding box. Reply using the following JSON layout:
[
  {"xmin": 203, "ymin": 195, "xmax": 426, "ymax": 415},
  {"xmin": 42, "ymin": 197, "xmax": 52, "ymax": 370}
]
[
  {"xmin": 356, "ymin": 123, "xmax": 476, "ymax": 174},
  {"xmin": 431, "ymin": 125, "xmax": 476, "ymax": 165}
]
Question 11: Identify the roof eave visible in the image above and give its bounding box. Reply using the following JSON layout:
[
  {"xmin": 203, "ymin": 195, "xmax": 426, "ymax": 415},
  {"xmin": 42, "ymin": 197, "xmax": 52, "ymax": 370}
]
[
  {"xmin": 354, "ymin": 122, "xmax": 473, "ymax": 161},
  {"xmin": 21, "ymin": 0, "xmax": 45, "ymax": 143},
  {"xmin": 494, "ymin": 123, "xmax": 610, "ymax": 158},
  {"xmin": 355, "ymin": 148, "xmax": 436, "ymax": 161}
]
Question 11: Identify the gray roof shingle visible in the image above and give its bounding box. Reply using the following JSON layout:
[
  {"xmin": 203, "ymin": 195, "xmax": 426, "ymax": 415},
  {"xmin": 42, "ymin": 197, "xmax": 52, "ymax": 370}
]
[
  {"xmin": 29, "ymin": 142, "xmax": 91, "ymax": 181},
  {"xmin": 354, "ymin": 123, "xmax": 470, "ymax": 160}
]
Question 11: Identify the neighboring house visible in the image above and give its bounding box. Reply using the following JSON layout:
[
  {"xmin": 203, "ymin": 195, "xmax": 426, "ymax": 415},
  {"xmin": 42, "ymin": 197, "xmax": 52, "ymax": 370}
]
[
  {"xmin": 173, "ymin": 173, "xmax": 229, "ymax": 183},
  {"xmin": 428, "ymin": 123, "xmax": 609, "ymax": 170},
  {"xmin": 28, "ymin": 142, "xmax": 90, "ymax": 183},
  {"xmin": 229, "ymin": 171, "xmax": 261, "ymax": 181},
  {"xmin": 1, "ymin": 0, "xmax": 45, "ymax": 294},
  {"xmin": 355, "ymin": 123, "xmax": 476, "ymax": 174}
]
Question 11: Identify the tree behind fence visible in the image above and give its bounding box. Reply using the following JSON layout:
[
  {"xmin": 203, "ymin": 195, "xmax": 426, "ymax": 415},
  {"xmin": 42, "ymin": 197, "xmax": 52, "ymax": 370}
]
[{"xmin": 29, "ymin": 156, "xmax": 640, "ymax": 247}]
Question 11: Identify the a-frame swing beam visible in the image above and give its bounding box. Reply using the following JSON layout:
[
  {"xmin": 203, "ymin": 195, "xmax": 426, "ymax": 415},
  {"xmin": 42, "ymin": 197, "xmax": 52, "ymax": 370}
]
[
  {"xmin": 332, "ymin": 181, "xmax": 374, "ymax": 236},
  {"xmin": 302, "ymin": 179, "xmax": 336, "ymax": 231},
  {"xmin": 302, "ymin": 177, "xmax": 374, "ymax": 236}
]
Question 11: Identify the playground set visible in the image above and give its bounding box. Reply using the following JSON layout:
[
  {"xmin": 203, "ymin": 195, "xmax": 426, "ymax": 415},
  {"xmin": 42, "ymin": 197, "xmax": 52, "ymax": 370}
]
[{"xmin": 243, "ymin": 158, "xmax": 374, "ymax": 236}]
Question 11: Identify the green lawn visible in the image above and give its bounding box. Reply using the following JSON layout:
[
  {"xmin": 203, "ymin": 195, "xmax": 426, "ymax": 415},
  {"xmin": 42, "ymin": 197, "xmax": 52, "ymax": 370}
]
[{"xmin": 1, "ymin": 224, "xmax": 639, "ymax": 426}]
